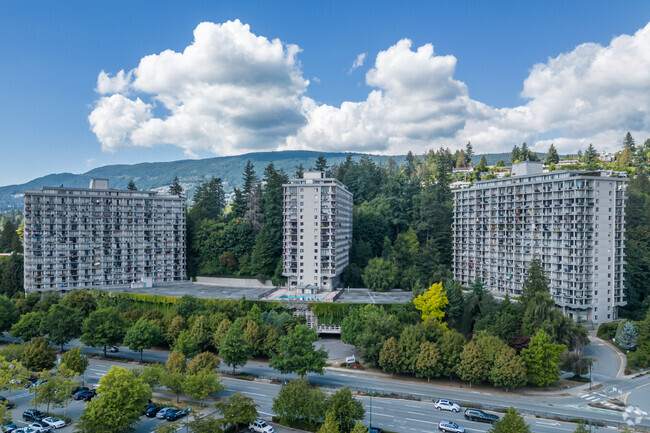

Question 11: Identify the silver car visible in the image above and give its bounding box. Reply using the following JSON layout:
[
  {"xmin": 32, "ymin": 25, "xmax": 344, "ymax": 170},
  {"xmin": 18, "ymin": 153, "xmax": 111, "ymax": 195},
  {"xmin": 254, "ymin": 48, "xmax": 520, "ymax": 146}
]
[{"xmin": 434, "ymin": 399, "xmax": 461, "ymax": 413}]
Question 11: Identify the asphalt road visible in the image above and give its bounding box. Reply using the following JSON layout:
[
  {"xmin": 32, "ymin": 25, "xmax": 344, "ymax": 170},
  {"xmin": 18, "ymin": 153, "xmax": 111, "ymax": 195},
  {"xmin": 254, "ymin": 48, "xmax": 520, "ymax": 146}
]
[{"xmin": 3, "ymin": 334, "xmax": 650, "ymax": 431}]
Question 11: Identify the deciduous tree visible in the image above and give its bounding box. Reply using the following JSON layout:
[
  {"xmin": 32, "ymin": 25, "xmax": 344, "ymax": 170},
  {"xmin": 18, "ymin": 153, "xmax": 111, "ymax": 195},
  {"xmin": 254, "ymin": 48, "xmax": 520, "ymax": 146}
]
[
  {"xmin": 214, "ymin": 392, "xmax": 259, "ymax": 431},
  {"xmin": 521, "ymin": 330, "xmax": 565, "ymax": 386},
  {"xmin": 123, "ymin": 319, "xmax": 162, "ymax": 361},
  {"xmin": 22, "ymin": 337, "xmax": 57, "ymax": 371},
  {"xmin": 81, "ymin": 307, "xmax": 129, "ymax": 357},
  {"xmin": 413, "ymin": 282, "xmax": 449, "ymax": 322},
  {"xmin": 489, "ymin": 347, "xmax": 527, "ymax": 390},
  {"xmin": 458, "ymin": 340, "xmax": 486, "ymax": 386},
  {"xmin": 269, "ymin": 324, "xmax": 328, "ymax": 376},
  {"xmin": 272, "ymin": 377, "xmax": 326, "ymax": 428},
  {"xmin": 10, "ymin": 312, "xmax": 44, "ymax": 342},
  {"xmin": 326, "ymin": 387, "xmax": 364, "ymax": 433},
  {"xmin": 378, "ymin": 337, "xmax": 402, "ymax": 376},
  {"xmin": 0, "ymin": 295, "xmax": 19, "ymax": 333},
  {"xmin": 488, "ymin": 407, "xmax": 531, "ymax": 433},
  {"xmin": 220, "ymin": 319, "xmax": 252, "ymax": 374},
  {"xmin": 40, "ymin": 304, "xmax": 83, "ymax": 351},
  {"xmin": 415, "ymin": 341, "xmax": 442, "ymax": 381},
  {"xmin": 183, "ymin": 370, "xmax": 224, "ymax": 407}
]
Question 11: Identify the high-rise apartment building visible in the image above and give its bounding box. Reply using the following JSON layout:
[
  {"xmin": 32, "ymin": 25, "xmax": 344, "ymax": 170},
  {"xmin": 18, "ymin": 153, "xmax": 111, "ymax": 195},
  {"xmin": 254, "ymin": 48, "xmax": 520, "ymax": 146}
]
[
  {"xmin": 23, "ymin": 179, "xmax": 186, "ymax": 292},
  {"xmin": 283, "ymin": 171, "xmax": 353, "ymax": 292},
  {"xmin": 452, "ymin": 162, "xmax": 626, "ymax": 325}
]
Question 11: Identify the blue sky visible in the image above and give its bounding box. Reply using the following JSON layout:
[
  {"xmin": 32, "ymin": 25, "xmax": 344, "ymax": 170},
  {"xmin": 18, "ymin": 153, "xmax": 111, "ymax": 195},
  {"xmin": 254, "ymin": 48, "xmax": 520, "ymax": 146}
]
[{"xmin": 1, "ymin": 1, "xmax": 650, "ymax": 186}]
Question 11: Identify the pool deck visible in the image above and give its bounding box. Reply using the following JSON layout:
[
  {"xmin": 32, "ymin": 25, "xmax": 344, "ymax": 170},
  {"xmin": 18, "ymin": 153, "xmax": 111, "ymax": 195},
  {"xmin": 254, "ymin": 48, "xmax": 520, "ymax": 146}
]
[{"xmin": 262, "ymin": 288, "xmax": 339, "ymax": 302}]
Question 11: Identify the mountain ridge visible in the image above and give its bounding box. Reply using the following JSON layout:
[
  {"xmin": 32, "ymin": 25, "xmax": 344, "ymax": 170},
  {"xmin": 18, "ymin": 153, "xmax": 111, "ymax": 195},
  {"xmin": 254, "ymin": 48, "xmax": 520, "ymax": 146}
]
[{"xmin": 0, "ymin": 150, "xmax": 517, "ymax": 209}]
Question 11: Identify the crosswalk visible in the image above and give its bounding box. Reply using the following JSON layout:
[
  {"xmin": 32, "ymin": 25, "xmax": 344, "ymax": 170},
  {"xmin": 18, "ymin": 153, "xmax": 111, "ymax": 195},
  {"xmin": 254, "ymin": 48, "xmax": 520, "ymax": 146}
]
[{"xmin": 580, "ymin": 386, "xmax": 625, "ymax": 410}]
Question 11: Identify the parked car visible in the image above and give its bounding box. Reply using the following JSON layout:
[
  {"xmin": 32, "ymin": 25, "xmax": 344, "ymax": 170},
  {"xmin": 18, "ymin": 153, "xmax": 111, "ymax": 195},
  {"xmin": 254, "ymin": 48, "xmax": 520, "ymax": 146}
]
[
  {"xmin": 2, "ymin": 421, "xmax": 18, "ymax": 433},
  {"xmin": 23, "ymin": 409, "xmax": 47, "ymax": 422},
  {"xmin": 27, "ymin": 422, "xmax": 53, "ymax": 433},
  {"xmin": 463, "ymin": 408, "xmax": 499, "ymax": 424},
  {"xmin": 142, "ymin": 402, "xmax": 157, "ymax": 415},
  {"xmin": 368, "ymin": 427, "xmax": 383, "ymax": 433},
  {"xmin": 27, "ymin": 380, "xmax": 46, "ymax": 390},
  {"xmin": 41, "ymin": 417, "xmax": 66, "ymax": 429},
  {"xmin": 13, "ymin": 428, "xmax": 37, "ymax": 433},
  {"xmin": 108, "ymin": 346, "xmax": 119, "ymax": 352},
  {"xmin": 144, "ymin": 406, "xmax": 162, "ymax": 418},
  {"xmin": 156, "ymin": 408, "xmax": 174, "ymax": 419},
  {"xmin": 434, "ymin": 399, "xmax": 461, "ymax": 412},
  {"xmin": 249, "ymin": 419, "xmax": 275, "ymax": 433},
  {"xmin": 71, "ymin": 386, "xmax": 89, "ymax": 396},
  {"xmin": 0, "ymin": 396, "xmax": 15, "ymax": 408},
  {"xmin": 73, "ymin": 389, "xmax": 96, "ymax": 401},
  {"xmin": 437, "ymin": 420, "xmax": 465, "ymax": 433},
  {"xmin": 166, "ymin": 410, "xmax": 188, "ymax": 421}
]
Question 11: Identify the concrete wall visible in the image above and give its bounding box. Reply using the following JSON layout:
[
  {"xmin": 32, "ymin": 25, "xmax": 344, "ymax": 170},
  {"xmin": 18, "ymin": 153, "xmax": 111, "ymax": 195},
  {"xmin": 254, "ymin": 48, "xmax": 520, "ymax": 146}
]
[{"xmin": 196, "ymin": 276, "xmax": 274, "ymax": 288}]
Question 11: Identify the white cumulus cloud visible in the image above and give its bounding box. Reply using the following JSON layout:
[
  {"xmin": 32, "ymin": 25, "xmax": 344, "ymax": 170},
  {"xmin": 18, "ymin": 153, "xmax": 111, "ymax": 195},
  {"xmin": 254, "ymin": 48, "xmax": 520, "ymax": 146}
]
[{"xmin": 90, "ymin": 20, "xmax": 650, "ymax": 157}]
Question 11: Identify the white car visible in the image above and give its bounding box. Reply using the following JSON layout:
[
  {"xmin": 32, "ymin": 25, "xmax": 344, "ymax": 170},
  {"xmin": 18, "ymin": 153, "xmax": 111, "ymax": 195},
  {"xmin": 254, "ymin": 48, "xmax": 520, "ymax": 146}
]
[
  {"xmin": 249, "ymin": 419, "xmax": 275, "ymax": 433},
  {"xmin": 156, "ymin": 407, "xmax": 174, "ymax": 419},
  {"xmin": 434, "ymin": 399, "xmax": 461, "ymax": 412},
  {"xmin": 14, "ymin": 428, "xmax": 37, "ymax": 433},
  {"xmin": 42, "ymin": 417, "xmax": 66, "ymax": 429},
  {"xmin": 28, "ymin": 422, "xmax": 53, "ymax": 433},
  {"xmin": 438, "ymin": 420, "xmax": 465, "ymax": 433}
]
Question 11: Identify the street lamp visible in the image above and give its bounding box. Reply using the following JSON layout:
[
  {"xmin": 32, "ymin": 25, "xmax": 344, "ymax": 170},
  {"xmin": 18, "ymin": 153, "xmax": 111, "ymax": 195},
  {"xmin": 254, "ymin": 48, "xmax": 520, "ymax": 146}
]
[
  {"xmin": 186, "ymin": 406, "xmax": 192, "ymax": 433},
  {"xmin": 589, "ymin": 362, "xmax": 592, "ymax": 391},
  {"xmin": 366, "ymin": 389, "xmax": 374, "ymax": 431}
]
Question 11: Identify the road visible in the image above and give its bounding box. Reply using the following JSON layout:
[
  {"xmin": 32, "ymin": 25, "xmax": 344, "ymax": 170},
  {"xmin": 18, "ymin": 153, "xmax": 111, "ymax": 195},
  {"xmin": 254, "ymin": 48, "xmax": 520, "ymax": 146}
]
[
  {"xmin": 3, "ymin": 334, "xmax": 650, "ymax": 431},
  {"xmin": 1, "ymin": 358, "xmax": 624, "ymax": 433}
]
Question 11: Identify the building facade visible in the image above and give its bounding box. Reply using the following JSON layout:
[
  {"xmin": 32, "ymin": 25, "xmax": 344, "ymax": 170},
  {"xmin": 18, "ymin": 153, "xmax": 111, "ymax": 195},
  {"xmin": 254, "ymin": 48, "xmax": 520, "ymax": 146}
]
[
  {"xmin": 283, "ymin": 171, "xmax": 353, "ymax": 292},
  {"xmin": 452, "ymin": 162, "xmax": 626, "ymax": 325},
  {"xmin": 23, "ymin": 179, "xmax": 186, "ymax": 292}
]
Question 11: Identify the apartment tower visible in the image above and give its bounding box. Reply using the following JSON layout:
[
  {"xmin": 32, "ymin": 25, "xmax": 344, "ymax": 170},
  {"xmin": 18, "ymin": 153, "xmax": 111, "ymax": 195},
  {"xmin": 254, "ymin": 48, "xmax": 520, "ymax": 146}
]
[
  {"xmin": 23, "ymin": 179, "xmax": 186, "ymax": 292},
  {"xmin": 283, "ymin": 171, "xmax": 353, "ymax": 293},
  {"xmin": 452, "ymin": 162, "xmax": 626, "ymax": 326}
]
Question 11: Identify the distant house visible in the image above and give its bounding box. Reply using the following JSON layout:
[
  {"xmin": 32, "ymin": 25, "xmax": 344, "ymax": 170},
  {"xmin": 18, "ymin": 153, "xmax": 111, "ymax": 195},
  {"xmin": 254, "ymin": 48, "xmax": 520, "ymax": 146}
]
[
  {"xmin": 450, "ymin": 181, "xmax": 471, "ymax": 189},
  {"xmin": 556, "ymin": 159, "xmax": 581, "ymax": 167},
  {"xmin": 453, "ymin": 167, "xmax": 474, "ymax": 174},
  {"xmin": 599, "ymin": 152, "xmax": 616, "ymax": 163}
]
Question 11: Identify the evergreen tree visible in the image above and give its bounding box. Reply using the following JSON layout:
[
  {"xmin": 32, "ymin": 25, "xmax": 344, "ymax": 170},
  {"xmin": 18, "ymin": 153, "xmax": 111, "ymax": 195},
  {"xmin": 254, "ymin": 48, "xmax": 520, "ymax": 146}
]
[
  {"xmin": 495, "ymin": 160, "xmax": 506, "ymax": 167},
  {"xmin": 510, "ymin": 145, "xmax": 521, "ymax": 163},
  {"xmin": 0, "ymin": 220, "xmax": 20, "ymax": 253},
  {"xmin": 520, "ymin": 259, "xmax": 549, "ymax": 308},
  {"xmin": 313, "ymin": 154, "xmax": 328, "ymax": 172},
  {"xmin": 475, "ymin": 155, "xmax": 488, "ymax": 173},
  {"xmin": 294, "ymin": 163, "xmax": 305, "ymax": 179},
  {"xmin": 169, "ymin": 176, "xmax": 184, "ymax": 196},
  {"xmin": 318, "ymin": 412, "xmax": 341, "ymax": 433},
  {"xmin": 583, "ymin": 144, "xmax": 599, "ymax": 168},
  {"xmin": 249, "ymin": 225, "xmax": 275, "ymax": 279},
  {"xmin": 624, "ymin": 131, "xmax": 636, "ymax": 151},
  {"xmin": 191, "ymin": 176, "xmax": 226, "ymax": 220},
  {"xmin": 242, "ymin": 160, "xmax": 257, "ymax": 196},
  {"xmin": 244, "ymin": 182, "xmax": 264, "ymax": 230},
  {"xmin": 465, "ymin": 142, "xmax": 474, "ymax": 166},
  {"xmin": 230, "ymin": 187, "xmax": 247, "ymax": 219},
  {"xmin": 127, "ymin": 180, "xmax": 137, "ymax": 191},
  {"xmin": 0, "ymin": 252, "xmax": 23, "ymax": 296},
  {"xmin": 455, "ymin": 150, "xmax": 468, "ymax": 168},
  {"xmin": 488, "ymin": 407, "xmax": 531, "ymax": 433},
  {"xmin": 545, "ymin": 144, "xmax": 560, "ymax": 164},
  {"xmin": 617, "ymin": 321, "xmax": 638, "ymax": 351},
  {"xmin": 521, "ymin": 330, "xmax": 565, "ymax": 386}
]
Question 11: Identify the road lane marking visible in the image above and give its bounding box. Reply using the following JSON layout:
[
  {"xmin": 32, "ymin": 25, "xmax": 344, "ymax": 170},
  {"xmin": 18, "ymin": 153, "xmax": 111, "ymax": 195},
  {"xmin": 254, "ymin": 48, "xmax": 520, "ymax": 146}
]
[
  {"xmin": 242, "ymin": 391, "xmax": 267, "ymax": 397},
  {"xmin": 405, "ymin": 418, "xmax": 435, "ymax": 424},
  {"xmin": 374, "ymin": 414, "xmax": 394, "ymax": 418},
  {"xmin": 259, "ymin": 411, "xmax": 275, "ymax": 416}
]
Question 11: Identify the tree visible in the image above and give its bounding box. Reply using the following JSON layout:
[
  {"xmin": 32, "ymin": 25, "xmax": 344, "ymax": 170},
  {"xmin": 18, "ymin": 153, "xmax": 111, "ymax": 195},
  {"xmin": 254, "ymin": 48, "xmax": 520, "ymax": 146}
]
[
  {"xmin": 624, "ymin": 131, "xmax": 636, "ymax": 151},
  {"xmin": 220, "ymin": 319, "xmax": 253, "ymax": 374},
  {"xmin": 40, "ymin": 304, "xmax": 83, "ymax": 351},
  {"xmin": 294, "ymin": 163, "xmax": 305, "ymax": 179},
  {"xmin": 573, "ymin": 426, "xmax": 589, "ymax": 433},
  {"xmin": 318, "ymin": 411, "xmax": 340, "ymax": 433},
  {"xmin": 126, "ymin": 180, "xmax": 137, "ymax": 191},
  {"xmin": 22, "ymin": 337, "xmax": 57, "ymax": 371},
  {"xmin": 169, "ymin": 176, "xmax": 184, "ymax": 197},
  {"xmin": 0, "ymin": 253, "xmax": 23, "ymax": 297},
  {"xmin": 133, "ymin": 363, "xmax": 165, "ymax": 389},
  {"xmin": 32, "ymin": 372, "xmax": 77, "ymax": 415},
  {"xmin": 583, "ymin": 144, "xmax": 599, "ymax": 168},
  {"xmin": 415, "ymin": 341, "xmax": 442, "ymax": 381},
  {"xmin": 520, "ymin": 259, "xmax": 549, "ymax": 308},
  {"xmin": 521, "ymin": 330, "xmax": 566, "ymax": 386},
  {"xmin": 378, "ymin": 337, "xmax": 402, "ymax": 375},
  {"xmin": 10, "ymin": 312, "xmax": 44, "ymax": 342},
  {"xmin": 183, "ymin": 370, "xmax": 224, "ymax": 407},
  {"xmin": 192, "ymin": 176, "xmax": 226, "ymax": 220},
  {"xmin": 165, "ymin": 350, "xmax": 187, "ymax": 374},
  {"xmin": 172, "ymin": 329, "xmax": 200, "ymax": 358},
  {"xmin": 356, "ymin": 309, "xmax": 402, "ymax": 366},
  {"xmin": 60, "ymin": 346, "xmax": 88, "ymax": 379},
  {"xmin": 490, "ymin": 347, "xmax": 527, "ymax": 390},
  {"xmin": 81, "ymin": 307, "xmax": 129, "ymax": 357},
  {"xmin": 314, "ymin": 154, "xmax": 328, "ymax": 172},
  {"xmin": 511, "ymin": 145, "xmax": 521, "ymax": 163},
  {"xmin": 272, "ymin": 377, "xmax": 326, "ymax": 428},
  {"xmin": 161, "ymin": 370, "xmax": 185, "ymax": 403},
  {"xmin": 123, "ymin": 319, "xmax": 162, "ymax": 362},
  {"xmin": 617, "ymin": 321, "xmax": 638, "ymax": 351},
  {"xmin": 458, "ymin": 341, "xmax": 487, "ymax": 386},
  {"xmin": 488, "ymin": 407, "xmax": 530, "ymax": 433},
  {"xmin": 60, "ymin": 290, "xmax": 97, "ymax": 317},
  {"xmin": 414, "ymin": 282, "xmax": 449, "ymax": 321},
  {"xmin": 475, "ymin": 155, "xmax": 488, "ymax": 173},
  {"xmin": 249, "ymin": 225, "xmax": 275, "ymax": 279},
  {"xmin": 362, "ymin": 258, "xmax": 398, "ymax": 291},
  {"xmin": 326, "ymin": 387, "xmax": 364, "ymax": 433},
  {"xmin": 465, "ymin": 142, "xmax": 474, "ymax": 166},
  {"xmin": 212, "ymin": 318, "xmax": 232, "ymax": 351},
  {"xmin": 187, "ymin": 351, "xmax": 220, "ymax": 375},
  {"xmin": 455, "ymin": 150, "xmax": 468, "ymax": 168},
  {"xmin": 545, "ymin": 144, "xmax": 560, "ymax": 165},
  {"xmin": 0, "ymin": 220, "xmax": 20, "ymax": 253},
  {"xmin": 0, "ymin": 295, "xmax": 19, "ymax": 333},
  {"xmin": 270, "ymin": 324, "xmax": 328, "ymax": 376},
  {"xmin": 214, "ymin": 392, "xmax": 259, "ymax": 431},
  {"xmin": 77, "ymin": 366, "xmax": 152, "ymax": 433}
]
